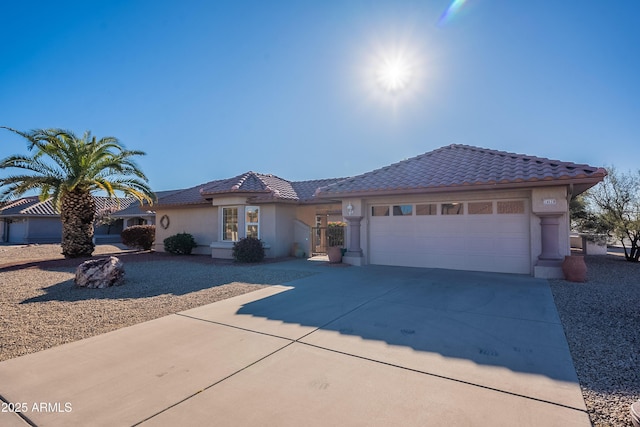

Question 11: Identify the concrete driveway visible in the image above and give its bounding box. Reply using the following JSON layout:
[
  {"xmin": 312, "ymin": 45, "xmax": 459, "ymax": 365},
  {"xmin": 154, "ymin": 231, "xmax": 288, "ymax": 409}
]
[{"xmin": 0, "ymin": 260, "xmax": 590, "ymax": 426}]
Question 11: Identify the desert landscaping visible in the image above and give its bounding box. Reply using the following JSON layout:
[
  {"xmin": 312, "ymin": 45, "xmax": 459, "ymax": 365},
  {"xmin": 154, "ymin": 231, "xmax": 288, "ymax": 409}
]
[{"xmin": 0, "ymin": 244, "xmax": 638, "ymax": 426}]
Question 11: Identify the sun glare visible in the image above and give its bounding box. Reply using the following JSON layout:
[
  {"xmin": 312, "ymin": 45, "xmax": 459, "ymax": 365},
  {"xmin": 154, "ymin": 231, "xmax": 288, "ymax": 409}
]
[
  {"xmin": 376, "ymin": 55, "xmax": 412, "ymax": 92},
  {"xmin": 357, "ymin": 36, "xmax": 429, "ymax": 110}
]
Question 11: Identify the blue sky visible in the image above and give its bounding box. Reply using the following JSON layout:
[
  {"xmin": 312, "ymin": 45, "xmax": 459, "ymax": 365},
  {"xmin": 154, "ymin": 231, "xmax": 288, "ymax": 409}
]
[{"xmin": 1, "ymin": 0, "xmax": 638, "ymax": 192}]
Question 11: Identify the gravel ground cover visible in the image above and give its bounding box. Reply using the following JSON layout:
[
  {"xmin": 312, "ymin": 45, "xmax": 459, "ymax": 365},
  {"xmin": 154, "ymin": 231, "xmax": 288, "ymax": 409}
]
[
  {"xmin": 0, "ymin": 244, "xmax": 313, "ymax": 363},
  {"xmin": 2, "ymin": 244, "xmax": 638, "ymax": 426},
  {"xmin": 550, "ymin": 253, "xmax": 640, "ymax": 427}
]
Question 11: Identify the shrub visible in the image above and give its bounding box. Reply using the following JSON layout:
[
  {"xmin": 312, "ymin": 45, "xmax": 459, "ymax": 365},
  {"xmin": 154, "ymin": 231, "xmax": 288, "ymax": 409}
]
[
  {"xmin": 232, "ymin": 237, "xmax": 265, "ymax": 263},
  {"xmin": 163, "ymin": 232, "xmax": 197, "ymax": 255},
  {"xmin": 121, "ymin": 225, "xmax": 155, "ymax": 250}
]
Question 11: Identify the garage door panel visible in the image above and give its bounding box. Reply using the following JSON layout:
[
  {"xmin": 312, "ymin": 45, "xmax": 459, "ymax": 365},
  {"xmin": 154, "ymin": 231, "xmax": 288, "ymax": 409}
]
[{"xmin": 369, "ymin": 203, "xmax": 530, "ymax": 275}]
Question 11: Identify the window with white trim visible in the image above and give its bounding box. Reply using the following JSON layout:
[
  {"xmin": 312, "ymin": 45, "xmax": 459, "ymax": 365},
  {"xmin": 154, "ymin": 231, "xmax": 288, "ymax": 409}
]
[
  {"xmin": 245, "ymin": 206, "xmax": 260, "ymax": 238},
  {"xmin": 222, "ymin": 207, "xmax": 238, "ymax": 241}
]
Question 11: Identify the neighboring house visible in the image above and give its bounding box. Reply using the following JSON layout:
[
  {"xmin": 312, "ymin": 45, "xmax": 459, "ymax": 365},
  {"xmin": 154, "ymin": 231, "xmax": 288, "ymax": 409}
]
[
  {"xmin": 155, "ymin": 144, "xmax": 606, "ymax": 278},
  {"xmin": 0, "ymin": 196, "xmax": 154, "ymax": 244}
]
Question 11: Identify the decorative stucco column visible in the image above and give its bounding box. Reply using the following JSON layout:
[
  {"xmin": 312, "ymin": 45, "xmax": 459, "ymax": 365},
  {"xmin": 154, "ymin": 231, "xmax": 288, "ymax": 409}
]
[
  {"xmin": 531, "ymin": 187, "xmax": 569, "ymax": 279},
  {"xmin": 343, "ymin": 215, "xmax": 363, "ymax": 265},
  {"xmin": 538, "ymin": 214, "xmax": 563, "ymax": 261}
]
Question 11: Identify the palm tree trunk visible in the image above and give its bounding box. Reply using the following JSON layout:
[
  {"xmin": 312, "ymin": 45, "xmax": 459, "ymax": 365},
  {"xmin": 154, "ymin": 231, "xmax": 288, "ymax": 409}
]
[{"xmin": 61, "ymin": 189, "xmax": 95, "ymax": 258}]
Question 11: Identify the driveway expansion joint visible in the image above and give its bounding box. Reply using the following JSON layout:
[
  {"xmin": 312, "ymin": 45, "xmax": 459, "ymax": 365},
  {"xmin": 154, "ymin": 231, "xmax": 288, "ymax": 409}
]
[
  {"xmin": 132, "ymin": 340, "xmax": 297, "ymax": 426},
  {"xmin": 297, "ymin": 341, "xmax": 589, "ymax": 414}
]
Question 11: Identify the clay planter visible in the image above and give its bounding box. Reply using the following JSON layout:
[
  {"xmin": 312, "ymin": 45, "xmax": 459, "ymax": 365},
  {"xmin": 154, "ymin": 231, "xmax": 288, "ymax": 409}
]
[
  {"xmin": 631, "ymin": 400, "xmax": 640, "ymax": 427},
  {"xmin": 562, "ymin": 255, "xmax": 587, "ymax": 282},
  {"xmin": 327, "ymin": 246, "xmax": 343, "ymax": 264}
]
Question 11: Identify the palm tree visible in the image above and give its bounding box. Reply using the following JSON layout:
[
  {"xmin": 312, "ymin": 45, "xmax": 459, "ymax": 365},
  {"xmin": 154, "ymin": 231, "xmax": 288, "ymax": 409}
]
[{"xmin": 0, "ymin": 127, "xmax": 155, "ymax": 258}]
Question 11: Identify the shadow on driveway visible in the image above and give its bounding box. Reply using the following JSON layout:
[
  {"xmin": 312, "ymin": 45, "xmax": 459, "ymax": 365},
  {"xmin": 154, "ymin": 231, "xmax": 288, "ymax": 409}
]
[{"xmin": 233, "ymin": 264, "xmax": 579, "ymax": 384}]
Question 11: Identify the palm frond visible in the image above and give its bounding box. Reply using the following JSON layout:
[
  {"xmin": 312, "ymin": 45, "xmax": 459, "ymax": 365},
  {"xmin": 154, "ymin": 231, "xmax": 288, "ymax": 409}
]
[{"xmin": 1, "ymin": 127, "xmax": 153, "ymax": 208}]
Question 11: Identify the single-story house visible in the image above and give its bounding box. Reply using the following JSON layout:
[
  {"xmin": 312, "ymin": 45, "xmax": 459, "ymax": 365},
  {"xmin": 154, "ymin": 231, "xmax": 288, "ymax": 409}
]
[
  {"xmin": 154, "ymin": 174, "xmax": 344, "ymax": 258},
  {"xmin": 154, "ymin": 144, "xmax": 606, "ymax": 278},
  {"xmin": 0, "ymin": 196, "xmax": 155, "ymax": 244}
]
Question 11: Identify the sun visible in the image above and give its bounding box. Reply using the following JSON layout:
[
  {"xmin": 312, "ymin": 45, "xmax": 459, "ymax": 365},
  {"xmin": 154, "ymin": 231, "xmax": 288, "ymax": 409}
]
[
  {"xmin": 357, "ymin": 37, "xmax": 428, "ymax": 108},
  {"xmin": 376, "ymin": 54, "xmax": 412, "ymax": 93}
]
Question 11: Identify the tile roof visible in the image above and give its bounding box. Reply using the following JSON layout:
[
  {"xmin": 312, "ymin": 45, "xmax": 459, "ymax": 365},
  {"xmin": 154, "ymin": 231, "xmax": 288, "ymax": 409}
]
[
  {"xmin": 316, "ymin": 144, "xmax": 607, "ymax": 197},
  {"xmin": 292, "ymin": 178, "xmax": 348, "ymax": 201},
  {"xmin": 0, "ymin": 196, "xmax": 140, "ymax": 217},
  {"xmin": 154, "ymin": 145, "xmax": 606, "ymax": 206},
  {"xmin": 200, "ymin": 172, "xmax": 298, "ymax": 201},
  {"xmin": 0, "ymin": 197, "xmax": 41, "ymax": 215},
  {"xmin": 154, "ymin": 182, "xmax": 214, "ymax": 206},
  {"xmin": 156, "ymin": 172, "xmax": 346, "ymax": 206}
]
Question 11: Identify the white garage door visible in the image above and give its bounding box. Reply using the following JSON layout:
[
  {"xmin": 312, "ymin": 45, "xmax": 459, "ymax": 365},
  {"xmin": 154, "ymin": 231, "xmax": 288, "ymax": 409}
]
[
  {"xmin": 368, "ymin": 200, "xmax": 530, "ymax": 274},
  {"xmin": 8, "ymin": 220, "xmax": 27, "ymax": 244}
]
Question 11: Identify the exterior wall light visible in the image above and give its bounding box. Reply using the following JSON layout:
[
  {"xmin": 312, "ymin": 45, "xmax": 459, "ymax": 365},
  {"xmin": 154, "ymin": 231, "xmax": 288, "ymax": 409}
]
[{"xmin": 346, "ymin": 202, "xmax": 354, "ymax": 216}]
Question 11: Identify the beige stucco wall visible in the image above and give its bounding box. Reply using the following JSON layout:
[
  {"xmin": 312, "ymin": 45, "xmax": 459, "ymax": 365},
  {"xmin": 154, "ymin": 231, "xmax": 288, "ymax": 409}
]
[
  {"xmin": 154, "ymin": 206, "xmax": 217, "ymax": 255},
  {"xmin": 295, "ymin": 205, "xmax": 317, "ymax": 228},
  {"xmin": 531, "ymin": 187, "xmax": 569, "ymax": 214},
  {"xmin": 209, "ymin": 203, "xmax": 306, "ymax": 259},
  {"xmin": 157, "ymin": 201, "xmax": 341, "ymax": 259},
  {"xmin": 246, "ymin": 204, "xmax": 295, "ymax": 258}
]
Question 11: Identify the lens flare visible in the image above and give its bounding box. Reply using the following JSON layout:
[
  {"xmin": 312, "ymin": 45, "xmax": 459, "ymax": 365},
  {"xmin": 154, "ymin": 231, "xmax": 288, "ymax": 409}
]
[{"xmin": 438, "ymin": 0, "xmax": 468, "ymax": 26}]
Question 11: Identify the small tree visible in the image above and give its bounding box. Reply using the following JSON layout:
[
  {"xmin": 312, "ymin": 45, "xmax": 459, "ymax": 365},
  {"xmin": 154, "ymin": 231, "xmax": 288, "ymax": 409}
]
[
  {"xmin": 95, "ymin": 207, "xmax": 119, "ymax": 235},
  {"xmin": 586, "ymin": 167, "xmax": 640, "ymax": 262},
  {"xmin": 570, "ymin": 194, "xmax": 610, "ymax": 242}
]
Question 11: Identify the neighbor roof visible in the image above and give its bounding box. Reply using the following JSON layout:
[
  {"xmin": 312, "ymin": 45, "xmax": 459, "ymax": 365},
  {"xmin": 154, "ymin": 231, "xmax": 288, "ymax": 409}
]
[
  {"xmin": 316, "ymin": 144, "xmax": 607, "ymax": 197},
  {"xmin": 0, "ymin": 197, "xmax": 140, "ymax": 217}
]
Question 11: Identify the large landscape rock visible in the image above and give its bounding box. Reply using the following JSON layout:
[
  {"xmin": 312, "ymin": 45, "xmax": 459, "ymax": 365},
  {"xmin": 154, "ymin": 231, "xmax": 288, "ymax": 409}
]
[{"xmin": 74, "ymin": 256, "xmax": 125, "ymax": 289}]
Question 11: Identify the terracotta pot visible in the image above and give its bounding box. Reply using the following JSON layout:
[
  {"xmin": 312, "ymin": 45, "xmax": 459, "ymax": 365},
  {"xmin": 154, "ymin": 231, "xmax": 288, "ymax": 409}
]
[
  {"xmin": 562, "ymin": 255, "xmax": 587, "ymax": 282},
  {"xmin": 631, "ymin": 400, "xmax": 640, "ymax": 427},
  {"xmin": 327, "ymin": 246, "xmax": 342, "ymax": 264}
]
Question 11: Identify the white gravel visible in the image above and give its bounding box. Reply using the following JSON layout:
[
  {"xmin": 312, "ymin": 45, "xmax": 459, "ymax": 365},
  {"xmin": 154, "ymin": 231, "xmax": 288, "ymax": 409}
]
[
  {"xmin": 550, "ymin": 252, "xmax": 640, "ymax": 427},
  {"xmin": 0, "ymin": 244, "xmax": 313, "ymax": 363}
]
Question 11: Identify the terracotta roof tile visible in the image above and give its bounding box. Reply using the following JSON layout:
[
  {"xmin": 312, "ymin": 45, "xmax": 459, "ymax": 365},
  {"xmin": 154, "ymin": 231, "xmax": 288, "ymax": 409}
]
[
  {"xmin": 155, "ymin": 180, "xmax": 219, "ymax": 206},
  {"xmin": 317, "ymin": 144, "xmax": 606, "ymax": 196},
  {"xmin": 153, "ymin": 144, "xmax": 605, "ymax": 206},
  {"xmin": 157, "ymin": 172, "xmax": 347, "ymax": 206},
  {"xmin": 292, "ymin": 178, "xmax": 347, "ymax": 202}
]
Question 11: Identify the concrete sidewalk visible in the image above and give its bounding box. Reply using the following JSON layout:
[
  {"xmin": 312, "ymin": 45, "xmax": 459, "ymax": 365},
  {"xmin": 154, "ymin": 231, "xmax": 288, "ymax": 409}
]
[{"xmin": 0, "ymin": 261, "xmax": 590, "ymax": 426}]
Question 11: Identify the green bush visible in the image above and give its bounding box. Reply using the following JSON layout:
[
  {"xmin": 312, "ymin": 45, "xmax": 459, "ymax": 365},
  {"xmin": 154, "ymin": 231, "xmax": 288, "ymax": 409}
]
[
  {"xmin": 232, "ymin": 237, "xmax": 265, "ymax": 263},
  {"xmin": 163, "ymin": 232, "xmax": 197, "ymax": 255},
  {"xmin": 121, "ymin": 225, "xmax": 155, "ymax": 250}
]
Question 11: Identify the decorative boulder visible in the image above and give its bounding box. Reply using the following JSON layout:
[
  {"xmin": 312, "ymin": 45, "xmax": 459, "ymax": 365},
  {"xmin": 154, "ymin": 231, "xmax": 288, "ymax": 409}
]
[{"xmin": 75, "ymin": 256, "xmax": 125, "ymax": 288}]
